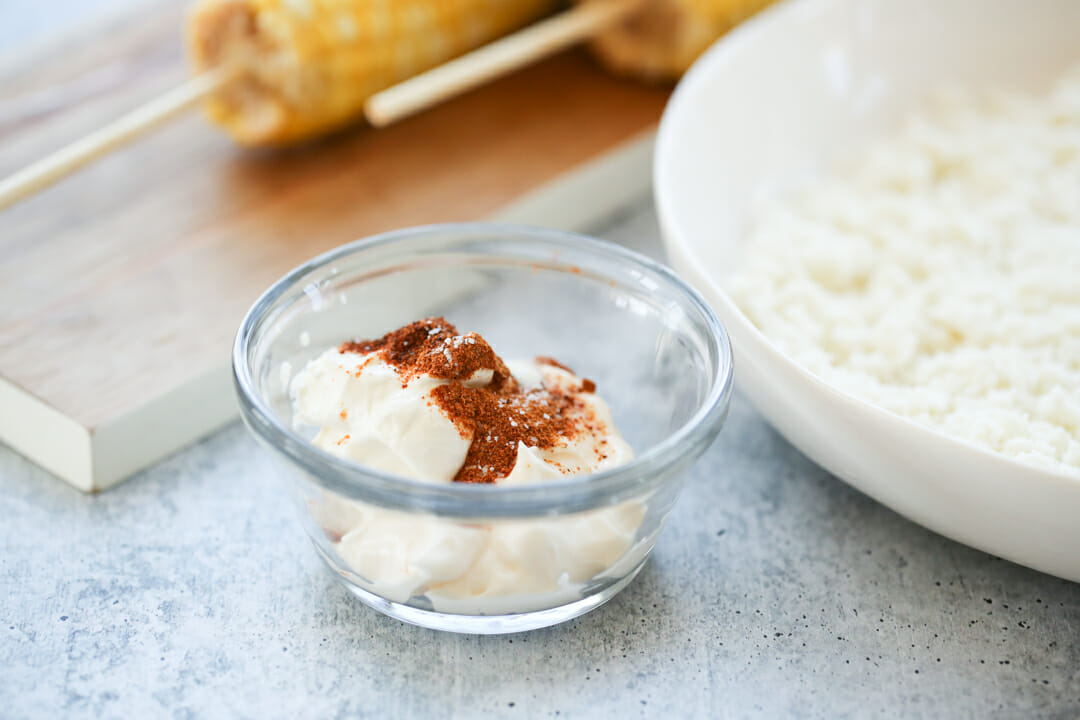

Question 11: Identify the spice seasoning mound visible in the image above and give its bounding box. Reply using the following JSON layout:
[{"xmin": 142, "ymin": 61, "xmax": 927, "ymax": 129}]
[
  {"xmin": 339, "ymin": 317, "xmax": 601, "ymax": 484},
  {"xmin": 341, "ymin": 317, "xmax": 517, "ymax": 391},
  {"xmin": 434, "ymin": 383, "xmax": 592, "ymax": 483}
]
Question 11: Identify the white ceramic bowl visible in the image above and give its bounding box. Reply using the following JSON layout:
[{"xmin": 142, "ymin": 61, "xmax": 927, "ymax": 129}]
[{"xmin": 656, "ymin": 0, "xmax": 1080, "ymax": 581}]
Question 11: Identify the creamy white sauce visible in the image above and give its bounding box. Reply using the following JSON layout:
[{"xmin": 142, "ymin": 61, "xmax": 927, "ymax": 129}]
[{"xmin": 292, "ymin": 345, "xmax": 642, "ymax": 613}]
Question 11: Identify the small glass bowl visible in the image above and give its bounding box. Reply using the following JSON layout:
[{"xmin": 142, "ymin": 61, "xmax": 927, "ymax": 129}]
[{"xmin": 233, "ymin": 223, "xmax": 733, "ymax": 633}]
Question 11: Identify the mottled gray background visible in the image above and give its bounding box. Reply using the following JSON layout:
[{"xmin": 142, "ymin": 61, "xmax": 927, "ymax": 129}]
[
  {"xmin": 2, "ymin": 4, "xmax": 1079, "ymax": 714},
  {"xmin": 2, "ymin": 207, "xmax": 1078, "ymax": 719}
]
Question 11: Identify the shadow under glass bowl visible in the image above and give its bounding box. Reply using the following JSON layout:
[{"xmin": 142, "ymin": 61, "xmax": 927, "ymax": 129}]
[{"xmin": 233, "ymin": 223, "xmax": 733, "ymax": 633}]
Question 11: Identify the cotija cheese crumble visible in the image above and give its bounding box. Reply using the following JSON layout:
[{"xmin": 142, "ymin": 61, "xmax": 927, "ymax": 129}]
[{"xmin": 731, "ymin": 64, "xmax": 1080, "ymax": 475}]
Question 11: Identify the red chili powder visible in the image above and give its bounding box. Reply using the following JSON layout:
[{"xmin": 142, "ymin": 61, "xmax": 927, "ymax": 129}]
[{"xmin": 339, "ymin": 317, "xmax": 599, "ymax": 483}]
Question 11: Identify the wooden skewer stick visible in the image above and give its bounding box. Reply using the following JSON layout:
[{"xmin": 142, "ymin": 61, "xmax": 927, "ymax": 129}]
[
  {"xmin": 0, "ymin": 66, "xmax": 234, "ymax": 212},
  {"xmin": 0, "ymin": 1, "xmax": 641, "ymax": 211},
  {"xmin": 363, "ymin": 0, "xmax": 644, "ymax": 127}
]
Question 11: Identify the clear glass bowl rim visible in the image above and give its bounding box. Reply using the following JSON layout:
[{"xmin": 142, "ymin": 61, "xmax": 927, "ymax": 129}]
[{"xmin": 232, "ymin": 222, "xmax": 734, "ymax": 518}]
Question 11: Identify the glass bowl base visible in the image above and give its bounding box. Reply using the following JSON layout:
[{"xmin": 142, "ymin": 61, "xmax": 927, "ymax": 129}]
[{"xmin": 328, "ymin": 560, "xmax": 647, "ymax": 634}]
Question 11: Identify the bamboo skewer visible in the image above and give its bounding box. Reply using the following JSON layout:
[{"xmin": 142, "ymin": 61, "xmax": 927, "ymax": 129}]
[
  {"xmin": 363, "ymin": 0, "xmax": 644, "ymax": 127},
  {"xmin": 0, "ymin": 0, "xmax": 645, "ymax": 211},
  {"xmin": 0, "ymin": 67, "xmax": 234, "ymax": 211}
]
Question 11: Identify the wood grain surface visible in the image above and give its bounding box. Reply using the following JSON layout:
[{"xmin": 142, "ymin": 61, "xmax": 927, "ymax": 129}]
[{"xmin": 0, "ymin": 0, "xmax": 669, "ymax": 433}]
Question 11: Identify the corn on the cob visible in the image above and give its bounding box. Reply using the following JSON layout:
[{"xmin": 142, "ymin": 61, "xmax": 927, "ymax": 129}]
[
  {"xmin": 579, "ymin": 0, "xmax": 777, "ymax": 80},
  {"xmin": 188, "ymin": 0, "xmax": 559, "ymax": 145}
]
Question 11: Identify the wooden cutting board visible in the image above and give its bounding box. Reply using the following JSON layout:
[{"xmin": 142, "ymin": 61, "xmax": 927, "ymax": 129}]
[{"xmin": 0, "ymin": 0, "xmax": 669, "ymax": 491}]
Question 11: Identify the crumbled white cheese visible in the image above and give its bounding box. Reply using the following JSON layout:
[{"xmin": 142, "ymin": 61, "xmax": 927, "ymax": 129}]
[{"xmin": 731, "ymin": 65, "xmax": 1080, "ymax": 475}]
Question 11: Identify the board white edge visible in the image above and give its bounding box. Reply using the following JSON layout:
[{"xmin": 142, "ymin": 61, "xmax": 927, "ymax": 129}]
[
  {"xmin": 90, "ymin": 365, "xmax": 238, "ymax": 492},
  {"xmin": 0, "ymin": 377, "xmax": 94, "ymax": 491},
  {"xmin": 0, "ymin": 128, "xmax": 657, "ymax": 491}
]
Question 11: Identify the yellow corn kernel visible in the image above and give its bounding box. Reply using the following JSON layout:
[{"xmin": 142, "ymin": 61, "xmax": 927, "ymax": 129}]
[
  {"xmin": 583, "ymin": 0, "xmax": 778, "ymax": 80},
  {"xmin": 188, "ymin": 0, "xmax": 560, "ymax": 145}
]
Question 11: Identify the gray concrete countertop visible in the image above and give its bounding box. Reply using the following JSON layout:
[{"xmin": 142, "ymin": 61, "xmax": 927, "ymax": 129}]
[{"xmin": 2, "ymin": 206, "xmax": 1078, "ymax": 719}]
